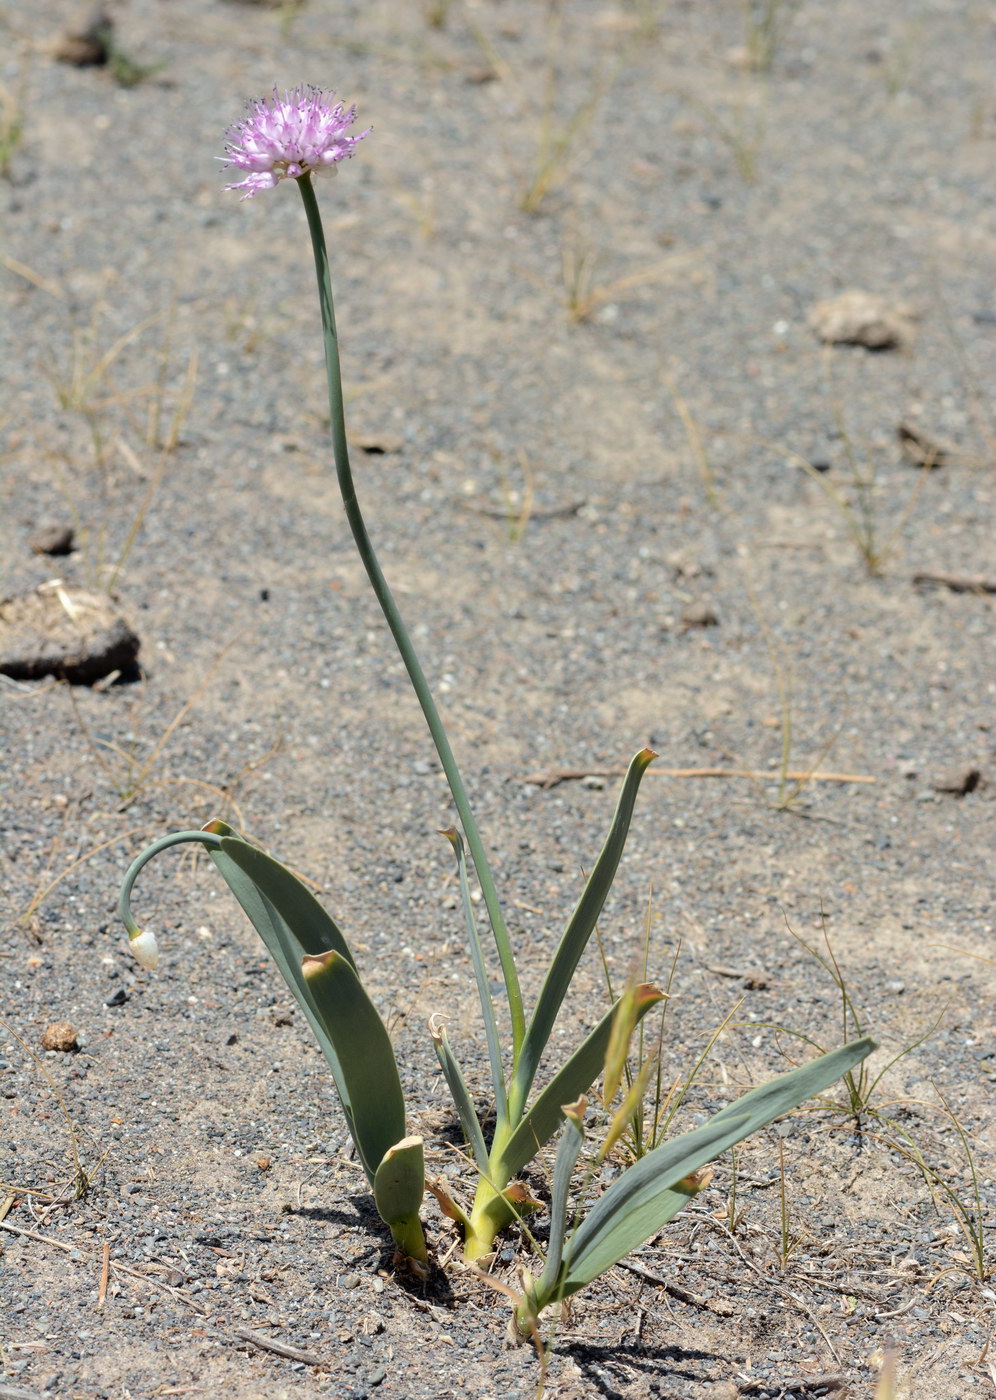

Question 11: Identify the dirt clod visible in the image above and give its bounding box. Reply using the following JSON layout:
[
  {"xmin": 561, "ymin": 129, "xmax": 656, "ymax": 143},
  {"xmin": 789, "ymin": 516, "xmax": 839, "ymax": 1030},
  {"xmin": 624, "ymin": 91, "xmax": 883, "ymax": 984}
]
[
  {"xmin": 0, "ymin": 585, "xmax": 139, "ymax": 685},
  {"xmin": 680, "ymin": 600, "xmax": 719, "ymax": 629},
  {"xmin": 40, "ymin": 1023, "xmax": 79, "ymax": 1052},
  {"xmin": 52, "ymin": 5, "xmax": 112, "ymax": 65},
  {"xmin": 808, "ymin": 290, "xmax": 917, "ymax": 349}
]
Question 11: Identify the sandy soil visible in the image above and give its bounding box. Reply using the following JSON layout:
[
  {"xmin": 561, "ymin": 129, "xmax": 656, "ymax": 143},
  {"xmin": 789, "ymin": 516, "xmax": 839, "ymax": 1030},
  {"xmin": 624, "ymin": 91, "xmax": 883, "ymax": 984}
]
[{"xmin": 1, "ymin": 2, "xmax": 995, "ymax": 1397}]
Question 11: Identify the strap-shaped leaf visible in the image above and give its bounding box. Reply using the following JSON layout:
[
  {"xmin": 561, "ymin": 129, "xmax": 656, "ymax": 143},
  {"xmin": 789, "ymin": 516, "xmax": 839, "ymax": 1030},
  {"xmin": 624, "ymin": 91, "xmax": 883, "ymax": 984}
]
[
  {"xmin": 535, "ymin": 1099, "xmax": 586, "ymax": 1300},
  {"xmin": 430, "ymin": 1019, "xmax": 491, "ymax": 1175},
  {"xmin": 554, "ymin": 1036, "xmax": 875, "ymax": 1300},
  {"xmin": 497, "ymin": 983, "xmax": 663, "ymax": 1182},
  {"xmin": 204, "ymin": 831, "xmax": 355, "ymax": 1119},
  {"xmin": 374, "ymin": 1136, "xmax": 427, "ymax": 1262},
  {"xmin": 216, "ymin": 830, "xmax": 355, "ymax": 967},
  {"xmin": 509, "ymin": 748, "xmax": 656, "ymax": 1117},
  {"xmin": 302, "ymin": 950, "xmax": 407, "ymax": 1183},
  {"xmin": 441, "ymin": 828, "xmax": 508, "ymax": 1122}
]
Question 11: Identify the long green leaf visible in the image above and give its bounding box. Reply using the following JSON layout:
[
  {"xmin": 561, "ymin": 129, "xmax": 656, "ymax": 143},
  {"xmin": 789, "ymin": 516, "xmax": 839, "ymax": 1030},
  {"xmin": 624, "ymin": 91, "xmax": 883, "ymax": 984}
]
[
  {"xmin": 204, "ymin": 829, "xmax": 355, "ymax": 1118},
  {"xmin": 216, "ymin": 830, "xmax": 355, "ymax": 967},
  {"xmin": 535, "ymin": 1099, "xmax": 586, "ymax": 1300},
  {"xmin": 555, "ymin": 1037, "xmax": 875, "ymax": 1298},
  {"xmin": 302, "ymin": 950, "xmax": 407, "ymax": 1183},
  {"xmin": 430, "ymin": 1020, "xmax": 491, "ymax": 1175},
  {"xmin": 509, "ymin": 748, "xmax": 656, "ymax": 1118},
  {"xmin": 441, "ymin": 828, "xmax": 508, "ymax": 1122},
  {"xmin": 497, "ymin": 983, "xmax": 663, "ymax": 1182}
]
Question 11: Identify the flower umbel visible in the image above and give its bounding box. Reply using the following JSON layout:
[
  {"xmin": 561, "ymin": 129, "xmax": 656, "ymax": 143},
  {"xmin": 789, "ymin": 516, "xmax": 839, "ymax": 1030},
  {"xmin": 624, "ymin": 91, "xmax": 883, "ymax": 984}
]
[{"xmin": 221, "ymin": 86, "xmax": 368, "ymax": 199}]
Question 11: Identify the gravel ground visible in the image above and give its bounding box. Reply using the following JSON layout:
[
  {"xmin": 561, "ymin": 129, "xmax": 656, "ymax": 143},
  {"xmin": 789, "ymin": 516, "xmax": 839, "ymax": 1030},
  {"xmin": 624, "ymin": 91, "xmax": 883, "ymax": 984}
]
[{"xmin": 1, "ymin": 2, "xmax": 995, "ymax": 1397}]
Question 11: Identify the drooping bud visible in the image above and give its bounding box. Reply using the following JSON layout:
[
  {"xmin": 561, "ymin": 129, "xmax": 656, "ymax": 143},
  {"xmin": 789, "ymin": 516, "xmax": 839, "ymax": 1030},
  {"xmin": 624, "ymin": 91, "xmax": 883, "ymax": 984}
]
[{"xmin": 129, "ymin": 929, "xmax": 160, "ymax": 971}]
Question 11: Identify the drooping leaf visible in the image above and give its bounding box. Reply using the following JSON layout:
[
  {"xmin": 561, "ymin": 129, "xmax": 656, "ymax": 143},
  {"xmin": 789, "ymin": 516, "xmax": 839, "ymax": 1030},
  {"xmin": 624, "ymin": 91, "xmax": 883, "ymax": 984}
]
[
  {"xmin": 215, "ymin": 829, "xmax": 355, "ymax": 967},
  {"xmin": 204, "ymin": 828, "xmax": 356, "ymax": 1121}
]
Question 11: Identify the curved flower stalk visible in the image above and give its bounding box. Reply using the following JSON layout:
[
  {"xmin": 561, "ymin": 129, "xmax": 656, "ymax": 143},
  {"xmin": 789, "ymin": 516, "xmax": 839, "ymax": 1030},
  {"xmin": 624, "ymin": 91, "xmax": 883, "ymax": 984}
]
[
  {"xmin": 117, "ymin": 90, "xmax": 878, "ymax": 1299},
  {"xmin": 119, "ymin": 823, "xmax": 427, "ymax": 1273}
]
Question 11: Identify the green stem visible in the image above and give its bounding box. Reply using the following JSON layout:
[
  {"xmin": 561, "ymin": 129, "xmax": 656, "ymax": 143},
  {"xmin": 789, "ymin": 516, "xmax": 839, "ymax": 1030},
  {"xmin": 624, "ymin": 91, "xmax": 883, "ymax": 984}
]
[
  {"xmin": 118, "ymin": 829, "xmax": 223, "ymax": 938},
  {"xmin": 297, "ymin": 174, "xmax": 525, "ymax": 1058}
]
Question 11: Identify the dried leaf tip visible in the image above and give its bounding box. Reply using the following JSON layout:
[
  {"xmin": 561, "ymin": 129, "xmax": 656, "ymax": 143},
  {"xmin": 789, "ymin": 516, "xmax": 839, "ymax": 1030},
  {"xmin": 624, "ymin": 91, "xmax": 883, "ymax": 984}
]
[
  {"xmin": 301, "ymin": 949, "xmax": 339, "ymax": 980},
  {"xmin": 561, "ymin": 1095, "xmax": 588, "ymax": 1130},
  {"xmin": 382, "ymin": 1135, "xmax": 423, "ymax": 1160},
  {"xmin": 676, "ymin": 1165, "xmax": 713, "ymax": 1194}
]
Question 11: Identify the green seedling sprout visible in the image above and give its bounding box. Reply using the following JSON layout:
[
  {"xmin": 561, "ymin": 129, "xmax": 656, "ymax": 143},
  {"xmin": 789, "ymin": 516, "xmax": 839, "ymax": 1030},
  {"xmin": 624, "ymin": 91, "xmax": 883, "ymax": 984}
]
[
  {"xmin": 741, "ymin": 0, "xmax": 803, "ymax": 73},
  {"xmin": 118, "ymin": 85, "xmax": 875, "ymax": 1306},
  {"xmin": 466, "ymin": 3, "xmax": 628, "ymax": 214},
  {"xmin": 0, "ymin": 79, "xmax": 25, "ymax": 181}
]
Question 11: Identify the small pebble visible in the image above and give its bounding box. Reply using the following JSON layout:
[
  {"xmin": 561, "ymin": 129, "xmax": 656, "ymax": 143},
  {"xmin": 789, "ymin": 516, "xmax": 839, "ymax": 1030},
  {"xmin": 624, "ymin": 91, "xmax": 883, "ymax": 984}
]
[
  {"xmin": 29, "ymin": 524, "xmax": 75, "ymax": 556},
  {"xmin": 680, "ymin": 600, "xmax": 719, "ymax": 629},
  {"xmin": 931, "ymin": 767, "xmax": 981, "ymax": 796}
]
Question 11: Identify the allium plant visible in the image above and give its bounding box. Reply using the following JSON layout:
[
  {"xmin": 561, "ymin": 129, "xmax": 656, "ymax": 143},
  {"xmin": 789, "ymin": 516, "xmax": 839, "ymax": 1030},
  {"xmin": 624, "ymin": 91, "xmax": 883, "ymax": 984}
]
[{"xmin": 119, "ymin": 86, "xmax": 874, "ymax": 1323}]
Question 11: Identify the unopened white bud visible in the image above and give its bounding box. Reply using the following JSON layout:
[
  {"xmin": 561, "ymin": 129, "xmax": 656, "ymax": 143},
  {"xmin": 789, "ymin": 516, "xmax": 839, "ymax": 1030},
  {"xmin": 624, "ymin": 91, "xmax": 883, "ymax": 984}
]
[{"xmin": 129, "ymin": 929, "xmax": 160, "ymax": 971}]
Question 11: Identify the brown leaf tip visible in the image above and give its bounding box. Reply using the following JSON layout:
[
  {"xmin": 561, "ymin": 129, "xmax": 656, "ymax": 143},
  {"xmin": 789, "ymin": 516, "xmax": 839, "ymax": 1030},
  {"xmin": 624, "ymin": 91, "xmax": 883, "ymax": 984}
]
[
  {"xmin": 301, "ymin": 949, "xmax": 338, "ymax": 980},
  {"xmin": 383, "ymin": 1135, "xmax": 423, "ymax": 1160}
]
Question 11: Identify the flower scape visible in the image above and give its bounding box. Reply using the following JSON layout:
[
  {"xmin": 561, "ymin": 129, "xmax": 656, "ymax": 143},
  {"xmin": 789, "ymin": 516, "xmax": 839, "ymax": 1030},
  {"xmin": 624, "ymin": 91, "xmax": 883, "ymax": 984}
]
[{"xmin": 221, "ymin": 85, "xmax": 369, "ymax": 199}]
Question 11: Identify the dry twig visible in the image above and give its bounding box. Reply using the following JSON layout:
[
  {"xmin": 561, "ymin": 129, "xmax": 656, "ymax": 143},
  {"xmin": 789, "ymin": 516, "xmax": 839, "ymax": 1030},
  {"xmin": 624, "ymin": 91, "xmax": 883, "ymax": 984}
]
[
  {"xmin": 226, "ymin": 1327, "xmax": 325, "ymax": 1366},
  {"xmin": 0, "ymin": 1383, "xmax": 51, "ymax": 1400},
  {"xmin": 913, "ymin": 570, "xmax": 996, "ymax": 594},
  {"xmin": 98, "ymin": 1240, "xmax": 110, "ymax": 1309},
  {"xmin": 524, "ymin": 765, "xmax": 875, "ymax": 791},
  {"xmin": 616, "ymin": 1258, "xmax": 735, "ymax": 1315}
]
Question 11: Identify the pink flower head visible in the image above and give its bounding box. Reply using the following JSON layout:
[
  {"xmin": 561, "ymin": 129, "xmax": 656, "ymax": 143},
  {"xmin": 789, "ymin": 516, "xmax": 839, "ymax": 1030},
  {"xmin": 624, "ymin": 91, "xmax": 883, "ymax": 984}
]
[{"xmin": 221, "ymin": 86, "xmax": 369, "ymax": 199}]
